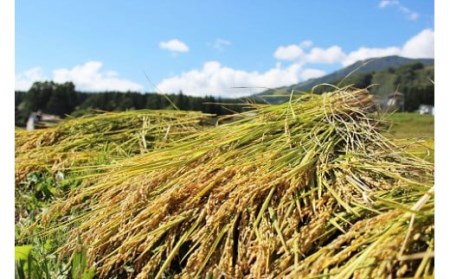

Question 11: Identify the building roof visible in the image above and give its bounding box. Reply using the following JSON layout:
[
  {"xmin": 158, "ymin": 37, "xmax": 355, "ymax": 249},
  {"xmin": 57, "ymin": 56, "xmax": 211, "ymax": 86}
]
[{"xmin": 388, "ymin": 91, "xmax": 404, "ymax": 98}]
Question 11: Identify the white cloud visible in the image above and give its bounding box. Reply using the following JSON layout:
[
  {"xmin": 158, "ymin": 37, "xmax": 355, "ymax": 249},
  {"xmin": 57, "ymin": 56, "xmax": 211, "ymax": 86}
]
[
  {"xmin": 274, "ymin": 45, "xmax": 304, "ymax": 61},
  {"xmin": 16, "ymin": 28, "xmax": 432, "ymax": 95},
  {"xmin": 211, "ymin": 38, "xmax": 231, "ymax": 52},
  {"xmin": 159, "ymin": 39, "xmax": 189, "ymax": 53},
  {"xmin": 273, "ymin": 40, "xmax": 313, "ymax": 61},
  {"xmin": 15, "ymin": 67, "xmax": 46, "ymax": 91},
  {"xmin": 307, "ymin": 46, "xmax": 346, "ymax": 64},
  {"xmin": 379, "ymin": 0, "xmax": 419, "ymax": 21},
  {"xmin": 342, "ymin": 29, "xmax": 434, "ymax": 66},
  {"xmin": 52, "ymin": 61, "xmax": 143, "ymax": 91},
  {"xmin": 274, "ymin": 43, "xmax": 346, "ymax": 65},
  {"xmin": 343, "ymin": 46, "xmax": 401, "ymax": 66},
  {"xmin": 401, "ymin": 29, "xmax": 434, "ymax": 58},
  {"xmin": 300, "ymin": 69, "xmax": 326, "ymax": 80},
  {"xmin": 157, "ymin": 61, "xmax": 308, "ymax": 97},
  {"xmin": 157, "ymin": 28, "xmax": 434, "ymax": 97},
  {"xmin": 274, "ymin": 28, "xmax": 433, "ymax": 67}
]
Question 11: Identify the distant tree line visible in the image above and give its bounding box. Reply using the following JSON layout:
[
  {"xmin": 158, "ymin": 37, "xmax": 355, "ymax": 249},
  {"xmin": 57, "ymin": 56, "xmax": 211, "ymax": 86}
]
[
  {"xmin": 391, "ymin": 63, "xmax": 434, "ymax": 112},
  {"xmin": 16, "ymin": 63, "xmax": 434, "ymax": 126},
  {"xmin": 15, "ymin": 81, "xmax": 251, "ymax": 127}
]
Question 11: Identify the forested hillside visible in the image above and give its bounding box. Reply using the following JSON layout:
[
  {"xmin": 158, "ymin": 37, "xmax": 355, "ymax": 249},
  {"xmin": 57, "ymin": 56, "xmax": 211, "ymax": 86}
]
[{"xmin": 256, "ymin": 61, "xmax": 434, "ymax": 111}]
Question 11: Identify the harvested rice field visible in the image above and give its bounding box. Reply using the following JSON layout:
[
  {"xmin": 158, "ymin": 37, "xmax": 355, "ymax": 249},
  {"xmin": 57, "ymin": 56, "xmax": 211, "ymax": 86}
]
[{"xmin": 15, "ymin": 89, "xmax": 434, "ymax": 278}]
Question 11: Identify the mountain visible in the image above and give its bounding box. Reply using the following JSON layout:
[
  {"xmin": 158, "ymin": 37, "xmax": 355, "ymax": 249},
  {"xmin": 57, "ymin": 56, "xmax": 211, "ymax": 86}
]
[{"xmin": 256, "ymin": 56, "xmax": 434, "ymax": 97}]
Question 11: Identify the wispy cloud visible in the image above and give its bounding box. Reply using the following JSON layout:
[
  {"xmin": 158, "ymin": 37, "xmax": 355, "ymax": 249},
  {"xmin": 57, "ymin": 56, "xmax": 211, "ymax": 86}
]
[
  {"xmin": 159, "ymin": 39, "xmax": 190, "ymax": 53},
  {"xmin": 211, "ymin": 38, "xmax": 231, "ymax": 52},
  {"xmin": 379, "ymin": 0, "xmax": 419, "ymax": 21}
]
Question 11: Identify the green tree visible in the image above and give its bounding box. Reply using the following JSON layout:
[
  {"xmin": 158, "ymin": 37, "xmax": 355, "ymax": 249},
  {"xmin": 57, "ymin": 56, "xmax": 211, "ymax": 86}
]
[{"xmin": 46, "ymin": 82, "xmax": 77, "ymax": 115}]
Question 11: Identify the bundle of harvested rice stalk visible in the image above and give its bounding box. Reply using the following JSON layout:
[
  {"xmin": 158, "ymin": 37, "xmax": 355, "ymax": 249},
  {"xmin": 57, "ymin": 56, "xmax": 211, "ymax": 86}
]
[
  {"xmin": 15, "ymin": 110, "xmax": 211, "ymax": 183},
  {"xmin": 35, "ymin": 88, "xmax": 433, "ymax": 278}
]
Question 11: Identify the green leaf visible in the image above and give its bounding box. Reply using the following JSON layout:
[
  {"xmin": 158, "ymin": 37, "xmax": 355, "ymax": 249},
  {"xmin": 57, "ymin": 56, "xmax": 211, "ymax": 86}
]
[{"xmin": 15, "ymin": 245, "xmax": 33, "ymax": 261}]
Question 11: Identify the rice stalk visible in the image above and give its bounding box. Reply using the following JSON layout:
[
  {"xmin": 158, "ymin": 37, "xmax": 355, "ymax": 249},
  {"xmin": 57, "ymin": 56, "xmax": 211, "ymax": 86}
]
[
  {"xmin": 26, "ymin": 88, "xmax": 433, "ymax": 278},
  {"xmin": 15, "ymin": 110, "xmax": 210, "ymax": 183}
]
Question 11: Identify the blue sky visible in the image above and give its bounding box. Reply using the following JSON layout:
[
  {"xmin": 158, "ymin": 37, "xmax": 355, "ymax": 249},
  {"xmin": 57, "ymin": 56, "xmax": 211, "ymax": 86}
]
[{"xmin": 15, "ymin": 0, "xmax": 434, "ymax": 97}]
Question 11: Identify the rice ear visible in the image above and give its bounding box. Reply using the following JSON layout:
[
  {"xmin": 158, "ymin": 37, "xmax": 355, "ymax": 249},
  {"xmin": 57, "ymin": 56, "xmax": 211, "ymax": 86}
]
[{"xmin": 25, "ymin": 88, "xmax": 433, "ymax": 278}]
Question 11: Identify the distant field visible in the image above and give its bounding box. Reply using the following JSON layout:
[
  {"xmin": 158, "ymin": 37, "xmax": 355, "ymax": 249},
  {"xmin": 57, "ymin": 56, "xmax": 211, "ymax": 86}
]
[
  {"xmin": 385, "ymin": 112, "xmax": 434, "ymax": 139},
  {"xmin": 383, "ymin": 112, "xmax": 434, "ymax": 162}
]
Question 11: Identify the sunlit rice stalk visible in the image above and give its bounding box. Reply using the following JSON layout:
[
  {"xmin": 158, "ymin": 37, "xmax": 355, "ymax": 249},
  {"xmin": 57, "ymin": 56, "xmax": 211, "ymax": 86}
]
[
  {"xmin": 28, "ymin": 88, "xmax": 433, "ymax": 278},
  {"xmin": 15, "ymin": 109, "xmax": 211, "ymax": 183}
]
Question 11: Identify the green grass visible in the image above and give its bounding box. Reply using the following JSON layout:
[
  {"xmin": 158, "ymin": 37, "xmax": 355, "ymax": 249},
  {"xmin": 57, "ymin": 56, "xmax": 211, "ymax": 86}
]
[
  {"xmin": 384, "ymin": 112, "xmax": 434, "ymax": 162},
  {"xmin": 385, "ymin": 112, "xmax": 434, "ymax": 139}
]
